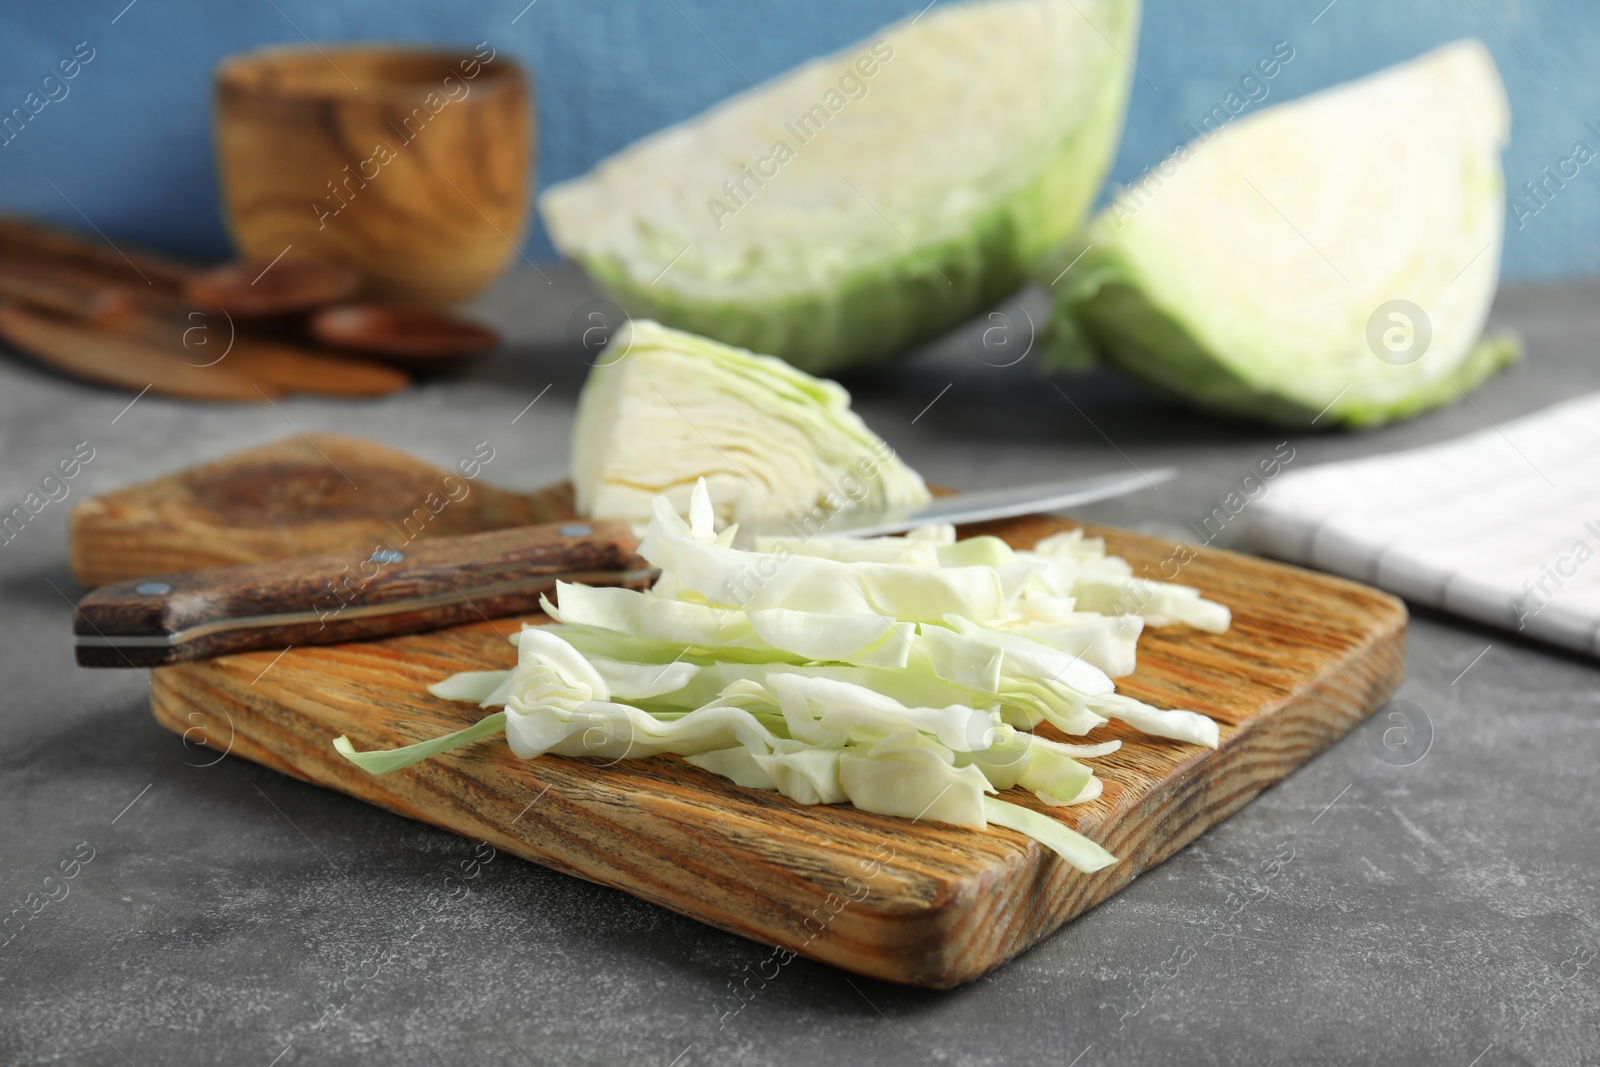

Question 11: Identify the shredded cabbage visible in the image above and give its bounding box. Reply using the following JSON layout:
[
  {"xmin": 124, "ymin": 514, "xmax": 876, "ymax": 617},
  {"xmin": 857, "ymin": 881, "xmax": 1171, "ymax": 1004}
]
[{"xmin": 335, "ymin": 480, "xmax": 1230, "ymax": 873}]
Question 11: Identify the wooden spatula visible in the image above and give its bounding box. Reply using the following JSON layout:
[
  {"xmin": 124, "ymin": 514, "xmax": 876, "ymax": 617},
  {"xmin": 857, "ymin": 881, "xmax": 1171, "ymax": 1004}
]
[
  {"xmin": 115, "ymin": 308, "xmax": 409, "ymax": 397},
  {"xmin": 0, "ymin": 259, "xmax": 133, "ymax": 324},
  {"xmin": 0, "ymin": 300, "xmax": 411, "ymax": 400},
  {"xmin": 0, "ymin": 301, "xmax": 276, "ymax": 401},
  {"xmin": 0, "ymin": 216, "xmax": 363, "ymax": 318}
]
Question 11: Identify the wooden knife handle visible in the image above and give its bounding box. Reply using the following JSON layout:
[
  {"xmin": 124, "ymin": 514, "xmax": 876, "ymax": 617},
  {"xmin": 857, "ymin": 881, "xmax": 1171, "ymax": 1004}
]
[{"xmin": 73, "ymin": 519, "xmax": 650, "ymax": 668}]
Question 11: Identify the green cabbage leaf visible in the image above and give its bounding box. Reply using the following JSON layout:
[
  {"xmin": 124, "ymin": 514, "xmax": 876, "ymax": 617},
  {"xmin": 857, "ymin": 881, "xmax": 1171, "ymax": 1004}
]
[
  {"xmin": 541, "ymin": 0, "xmax": 1138, "ymax": 374},
  {"xmin": 1039, "ymin": 41, "xmax": 1519, "ymax": 428}
]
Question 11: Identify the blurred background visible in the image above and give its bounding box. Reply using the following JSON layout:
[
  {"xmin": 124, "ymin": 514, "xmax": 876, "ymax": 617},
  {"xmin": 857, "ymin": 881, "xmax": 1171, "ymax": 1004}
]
[{"xmin": 0, "ymin": 0, "xmax": 1591, "ymax": 277}]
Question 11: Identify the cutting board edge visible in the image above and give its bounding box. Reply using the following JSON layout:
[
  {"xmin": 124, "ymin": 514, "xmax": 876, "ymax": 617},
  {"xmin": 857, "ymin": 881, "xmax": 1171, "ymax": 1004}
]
[
  {"xmin": 147, "ymin": 673, "xmax": 1035, "ymax": 984},
  {"xmin": 915, "ymin": 596, "xmax": 1406, "ymax": 986}
]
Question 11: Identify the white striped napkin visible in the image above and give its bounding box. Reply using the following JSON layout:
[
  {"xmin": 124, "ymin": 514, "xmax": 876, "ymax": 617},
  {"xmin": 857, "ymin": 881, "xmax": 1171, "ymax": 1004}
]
[{"xmin": 1244, "ymin": 392, "xmax": 1600, "ymax": 656}]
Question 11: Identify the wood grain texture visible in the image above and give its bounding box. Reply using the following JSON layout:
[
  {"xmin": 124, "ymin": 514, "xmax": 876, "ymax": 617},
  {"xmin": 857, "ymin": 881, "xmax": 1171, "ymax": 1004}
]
[
  {"xmin": 120, "ymin": 310, "xmax": 410, "ymax": 398},
  {"xmin": 309, "ymin": 304, "xmax": 500, "ymax": 366},
  {"xmin": 150, "ymin": 513, "xmax": 1406, "ymax": 987},
  {"xmin": 0, "ymin": 258, "xmax": 133, "ymax": 324},
  {"xmin": 184, "ymin": 259, "xmax": 362, "ymax": 318},
  {"xmin": 75, "ymin": 519, "xmax": 647, "ymax": 667},
  {"xmin": 0, "ymin": 214, "xmax": 373, "ymax": 320},
  {"xmin": 0, "ymin": 215, "xmax": 193, "ymax": 294},
  {"xmin": 0, "ymin": 301, "xmax": 275, "ymax": 402},
  {"xmin": 213, "ymin": 46, "xmax": 532, "ymax": 306},
  {"xmin": 69, "ymin": 435, "xmax": 575, "ymax": 586},
  {"xmin": 0, "ymin": 300, "xmax": 412, "ymax": 402},
  {"xmin": 0, "ymin": 217, "xmax": 419, "ymax": 399}
]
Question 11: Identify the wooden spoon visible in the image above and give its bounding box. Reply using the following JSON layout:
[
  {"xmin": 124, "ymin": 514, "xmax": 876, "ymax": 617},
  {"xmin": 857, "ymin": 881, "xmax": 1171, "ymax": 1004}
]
[
  {"xmin": 0, "ymin": 301, "xmax": 277, "ymax": 401},
  {"xmin": 185, "ymin": 258, "xmax": 364, "ymax": 318},
  {"xmin": 1, "ymin": 295, "xmax": 412, "ymax": 399},
  {"xmin": 0, "ymin": 215, "xmax": 190, "ymax": 293},
  {"xmin": 224, "ymin": 336, "xmax": 410, "ymax": 396},
  {"xmin": 116, "ymin": 308, "xmax": 410, "ymax": 398},
  {"xmin": 0, "ymin": 216, "xmax": 366, "ymax": 319},
  {"xmin": 0, "ymin": 215, "xmax": 407, "ymax": 398},
  {"xmin": 0, "ymin": 260, "xmax": 132, "ymax": 325},
  {"xmin": 309, "ymin": 304, "xmax": 500, "ymax": 366}
]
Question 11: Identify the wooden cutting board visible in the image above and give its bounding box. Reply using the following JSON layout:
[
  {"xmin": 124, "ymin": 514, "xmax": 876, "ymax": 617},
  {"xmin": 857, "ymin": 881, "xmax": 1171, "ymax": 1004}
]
[
  {"xmin": 69, "ymin": 435, "xmax": 573, "ymax": 587},
  {"xmin": 149, "ymin": 511, "xmax": 1406, "ymax": 988}
]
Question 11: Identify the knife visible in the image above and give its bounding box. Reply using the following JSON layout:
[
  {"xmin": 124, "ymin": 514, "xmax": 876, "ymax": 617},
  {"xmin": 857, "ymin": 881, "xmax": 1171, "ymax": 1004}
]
[{"xmin": 73, "ymin": 467, "xmax": 1172, "ymax": 668}]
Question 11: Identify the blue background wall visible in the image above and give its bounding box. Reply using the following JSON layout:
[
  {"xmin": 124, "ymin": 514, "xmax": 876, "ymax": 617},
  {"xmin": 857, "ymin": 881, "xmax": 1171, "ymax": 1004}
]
[{"xmin": 0, "ymin": 0, "xmax": 1591, "ymax": 278}]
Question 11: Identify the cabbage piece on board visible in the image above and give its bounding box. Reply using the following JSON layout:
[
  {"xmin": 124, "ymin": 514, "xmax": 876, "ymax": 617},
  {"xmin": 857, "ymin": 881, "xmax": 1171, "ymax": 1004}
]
[
  {"xmin": 572, "ymin": 320, "xmax": 930, "ymax": 527},
  {"xmin": 540, "ymin": 0, "xmax": 1138, "ymax": 375},
  {"xmin": 1039, "ymin": 41, "xmax": 1518, "ymax": 428}
]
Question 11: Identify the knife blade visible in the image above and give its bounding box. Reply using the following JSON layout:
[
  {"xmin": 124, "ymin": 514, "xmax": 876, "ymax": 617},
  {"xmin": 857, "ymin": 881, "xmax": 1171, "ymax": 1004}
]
[
  {"xmin": 73, "ymin": 467, "xmax": 1171, "ymax": 667},
  {"xmin": 741, "ymin": 467, "xmax": 1174, "ymax": 541}
]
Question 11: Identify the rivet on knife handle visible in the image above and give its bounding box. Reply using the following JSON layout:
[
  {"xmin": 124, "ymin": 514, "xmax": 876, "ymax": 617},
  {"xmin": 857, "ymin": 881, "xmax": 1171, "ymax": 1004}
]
[{"xmin": 72, "ymin": 519, "xmax": 652, "ymax": 668}]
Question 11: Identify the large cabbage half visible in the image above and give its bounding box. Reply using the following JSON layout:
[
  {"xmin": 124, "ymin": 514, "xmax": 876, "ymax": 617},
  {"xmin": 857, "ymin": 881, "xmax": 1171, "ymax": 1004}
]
[
  {"xmin": 1040, "ymin": 41, "xmax": 1519, "ymax": 428},
  {"xmin": 540, "ymin": 0, "xmax": 1138, "ymax": 375}
]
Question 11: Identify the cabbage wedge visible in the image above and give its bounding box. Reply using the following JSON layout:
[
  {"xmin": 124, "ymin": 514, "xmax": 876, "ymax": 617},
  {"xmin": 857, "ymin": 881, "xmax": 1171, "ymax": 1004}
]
[
  {"xmin": 541, "ymin": 0, "xmax": 1138, "ymax": 374},
  {"xmin": 573, "ymin": 320, "xmax": 930, "ymax": 526},
  {"xmin": 1040, "ymin": 41, "xmax": 1519, "ymax": 428}
]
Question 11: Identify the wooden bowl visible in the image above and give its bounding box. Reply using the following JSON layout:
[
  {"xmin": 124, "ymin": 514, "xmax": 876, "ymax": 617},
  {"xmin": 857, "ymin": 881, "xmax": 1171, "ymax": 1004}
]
[{"xmin": 213, "ymin": 44, "xmax": 533, "ymax": 306}]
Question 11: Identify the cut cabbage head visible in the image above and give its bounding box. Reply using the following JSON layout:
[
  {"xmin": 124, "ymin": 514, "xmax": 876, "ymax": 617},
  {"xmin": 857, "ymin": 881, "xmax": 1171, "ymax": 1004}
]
[
  {"xmin": 1039, "ymin": 41, "xmax": 1519, "ymax": 428},
  {"xmin": 541, "ymin": 0, "xmax": 1138, "ymax": 374},
  {"xmin": 572, "ymin": 319, "xmax": 930, "ymax": 527}
]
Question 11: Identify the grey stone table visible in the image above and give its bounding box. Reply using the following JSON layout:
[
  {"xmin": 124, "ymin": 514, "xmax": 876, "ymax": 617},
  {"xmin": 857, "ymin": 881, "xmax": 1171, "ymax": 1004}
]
[{"xmin": 2, "ymin": 269, "xmax": 1596, "ymax": 1067}]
